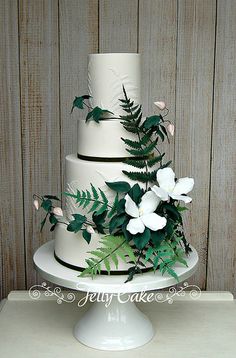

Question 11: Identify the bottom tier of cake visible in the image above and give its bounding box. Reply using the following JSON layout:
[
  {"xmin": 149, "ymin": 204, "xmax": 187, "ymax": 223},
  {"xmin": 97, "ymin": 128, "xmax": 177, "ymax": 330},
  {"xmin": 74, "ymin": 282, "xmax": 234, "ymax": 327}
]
[{"xmin": 54, "ymin": 223, "xmax": 153, "ymax": 274}]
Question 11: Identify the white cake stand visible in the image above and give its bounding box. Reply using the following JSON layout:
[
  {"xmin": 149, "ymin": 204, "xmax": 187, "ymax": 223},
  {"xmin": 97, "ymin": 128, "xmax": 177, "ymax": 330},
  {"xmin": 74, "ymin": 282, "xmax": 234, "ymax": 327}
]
[{"xmin": 33, "ymin": 240, "xmax": 198, "ymax": 351}]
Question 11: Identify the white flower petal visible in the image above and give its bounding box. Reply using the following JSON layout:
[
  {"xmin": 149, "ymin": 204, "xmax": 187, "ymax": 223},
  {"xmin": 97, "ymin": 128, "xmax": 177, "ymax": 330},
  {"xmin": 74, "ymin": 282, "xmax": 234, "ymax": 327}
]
[
  {"xmin": 53, "ymin": 207, "xmax": 63, "ymax": 217},
  {"xmin": 170, "ymin": 194, "xmax": 192, "ymax": 203},
  {"xmin": 125, "ymin": 194, "xmax": 139, "ymax": 218},
  {"xmin": 172, "ymin": 177, "xmax": 194, "ymax": 195},
  {"xmin": 139, "ymin": 191, "xmax": 160, "ymax": 215},
  {"xmin": 156, "ymin": 168, "xmax": 176, "ymax": 193},
  {"xmin": 151, "ymin": 185, "xmax": 169, "ymax": 201},
  {"xmin": 141, "ymin": 213, "xmax": 167, "ymax": 231},
  {"xmin": 126, "ymin": 217, "xmax": 145, "ymax": 234}
]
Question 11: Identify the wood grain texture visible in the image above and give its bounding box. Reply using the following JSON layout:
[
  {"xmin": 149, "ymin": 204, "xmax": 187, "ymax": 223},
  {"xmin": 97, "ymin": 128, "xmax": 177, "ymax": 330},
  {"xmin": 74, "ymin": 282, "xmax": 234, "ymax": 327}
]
[
  {"xmin": 207, "ymin": 0, "xmax": 236, "ymax": 295},
  {"xmin": 0, "ymin": 0, "xmax": 25, "ymax": 298},
  {"xmin": 175, "ymin": 0, "xmax": 216, "ymax": 289},
  {"xmin": 59, "ymin": 0, "xmax": 98, "ymax": 191},
  {"xmin": 99, "ymin": 0, "xmax": 138, "ymax": 52},
  {"xmin": 139, "ymin": 0, "xmax": 177, "ymax": 164},
  {"xmin": 19, "ymin": 0, "xmax": 61, "ymax": 289}
]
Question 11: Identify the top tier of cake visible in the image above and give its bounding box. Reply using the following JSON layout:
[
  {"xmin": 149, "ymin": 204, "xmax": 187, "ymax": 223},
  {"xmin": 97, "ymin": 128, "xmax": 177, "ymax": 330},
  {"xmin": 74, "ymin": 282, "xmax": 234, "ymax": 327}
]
[
  {"xmin": 88, "ymin": 53, "xmax": 140, "ymax": 116},
  {"xmin": 77, "ymin": 53, "xmax": 141, "ymax": 159}
]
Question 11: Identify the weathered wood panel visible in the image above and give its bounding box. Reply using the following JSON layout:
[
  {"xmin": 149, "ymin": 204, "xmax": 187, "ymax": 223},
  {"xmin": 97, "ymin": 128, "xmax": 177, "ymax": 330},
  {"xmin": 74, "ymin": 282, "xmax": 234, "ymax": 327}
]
[
  {"xmin": 175, "ymin": 0, "xmax": 216, "ymax": 288},
  {"xmin": 0, "ymin": 0, "xmax": 25, "ymax": 298},
  {"xmin": 207, "ymin": 0, "xmax": 236, "ymax": 295},
  {"xmin": 19, "ymin": 0, "xmax": 61, "ymax": 288},
  {"xmin": 99, "ymin": 0, "xmax": 138, "ymax": 52},
  {"xmin": 59, "ymin": 0, "xmax": 98, "ymax": 190},
  {"xmin": 139, "ymin": 0, "xmax": 177, "ymax": 164}
]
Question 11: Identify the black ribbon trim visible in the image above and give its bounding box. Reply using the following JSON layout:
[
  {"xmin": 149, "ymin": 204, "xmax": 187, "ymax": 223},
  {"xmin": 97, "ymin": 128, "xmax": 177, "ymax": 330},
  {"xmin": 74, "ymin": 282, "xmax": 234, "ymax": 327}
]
[
  {"xmin": 77, "ymin": 153, "xmax": 148, "ymax": 162},
  {"xmin": 54, "ymin": 251, "xmax": 152, "ymax": 275}
]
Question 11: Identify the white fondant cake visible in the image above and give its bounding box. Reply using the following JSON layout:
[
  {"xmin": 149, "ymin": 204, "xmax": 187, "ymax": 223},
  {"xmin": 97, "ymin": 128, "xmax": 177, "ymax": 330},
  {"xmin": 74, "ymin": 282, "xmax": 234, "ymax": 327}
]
[{"xmin": 54, "ymin": 53, "xmax": 155, "ymax": 273}]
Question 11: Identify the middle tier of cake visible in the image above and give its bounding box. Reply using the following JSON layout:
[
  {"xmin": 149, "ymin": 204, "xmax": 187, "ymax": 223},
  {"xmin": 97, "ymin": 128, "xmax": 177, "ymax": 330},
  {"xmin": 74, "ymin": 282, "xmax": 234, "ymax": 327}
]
[{"xmin": 65, "ymin": 154, "xmax": 145, "ymax": 220}]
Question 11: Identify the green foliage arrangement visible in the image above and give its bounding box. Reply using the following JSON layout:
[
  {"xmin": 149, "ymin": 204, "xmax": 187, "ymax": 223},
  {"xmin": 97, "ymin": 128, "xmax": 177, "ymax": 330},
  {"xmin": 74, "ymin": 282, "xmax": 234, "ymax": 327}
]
[{"xmin": 34, "ymin": 86, "xmax": 194, "ymax": 283}]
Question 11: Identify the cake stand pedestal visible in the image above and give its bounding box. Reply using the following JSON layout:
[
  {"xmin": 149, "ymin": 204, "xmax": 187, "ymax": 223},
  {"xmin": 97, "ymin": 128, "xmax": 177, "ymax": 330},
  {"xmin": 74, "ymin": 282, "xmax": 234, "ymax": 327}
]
[{"xmin": 33, "ymin": 240, "xmax": 198, "ymax": 351}]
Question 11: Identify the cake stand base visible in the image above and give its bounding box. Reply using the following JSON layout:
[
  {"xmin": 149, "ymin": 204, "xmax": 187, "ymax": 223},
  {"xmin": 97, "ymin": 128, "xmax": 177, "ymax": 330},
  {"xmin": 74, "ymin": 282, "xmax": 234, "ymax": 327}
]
[
  {"xmin": 74, "ymin": 296, "xmax": 153, "ymax": 350},
  {"xmin": 33, "ymin": 240, "xmax": 199, "ymax": 351}
]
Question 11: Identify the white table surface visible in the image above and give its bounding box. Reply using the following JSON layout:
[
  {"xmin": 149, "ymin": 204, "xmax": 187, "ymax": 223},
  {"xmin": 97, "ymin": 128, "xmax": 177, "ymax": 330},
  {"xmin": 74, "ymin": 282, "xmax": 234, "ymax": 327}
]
[{"xmin": 0, "ymin": 291, "xmax": 236, "ymax": 357}]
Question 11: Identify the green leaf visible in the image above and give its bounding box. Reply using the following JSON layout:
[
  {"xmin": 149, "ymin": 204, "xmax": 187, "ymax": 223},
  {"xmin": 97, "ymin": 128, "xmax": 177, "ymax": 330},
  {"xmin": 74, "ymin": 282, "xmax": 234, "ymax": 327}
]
[
  {"xmin": 86, "ymin": 106, "xmax": 113, "ymax": 122},
  {"xmin": 133, "ymin": 228, "xmax": 151, "ymax": 249},
  {"xmin": 124, "ymin": 158, "xmax": 147, "ymax": 169},
  {"xmin": 105, "ymin": 181, "xmax": 131, "ymax": 193},
  {"xmin": 67, "ymin": 214, "xmax": 86, "ymax": 233},
  {"xmin": 49, "ymin": 213, "xmax": 58, "ymax": 225},
  {"xmin": 123, "ymin": 170, "xmax": 157, "ymax": 183},
  {"xmin": 82, "ymin": 229, "xmax": 91, "ymax": 244},
  {"xmin": 156, "ymin": 128, "xmax": 165, "ymax": 141},
  {"xmin": 143, "ymin": 115, "xmax": 161, "ymax": 129},
  {"xmin": 151, "ymin": 231, "xmax": 165, "ymax": 247},
  {"xmin": 121, "ymin": 138, "xmax": 141, "ymax": 149},
  {"xmin": 109, "ymin": 214, "xmax": 126, "ymax": 234},
  {"xmin": 128, "ymin": 183, "xmax": 143, "ymax": 203},
  {"xmin": 71, "ymin": 95, "xmax": 91, "ymax": 112},
  {"xmin": 41, "ymin": 199, "xmax": 52, "ymax": 212},
  {"xmin": 145, "ymin": 247, "xmax": 154, "ymax": 262},
  {"xmin": 147, "ymin": 153, "xmax": 165, "ymax": 167},
  {"xmin": 108, "ymin": 193, "xmax": 119, "ymax": 218}
]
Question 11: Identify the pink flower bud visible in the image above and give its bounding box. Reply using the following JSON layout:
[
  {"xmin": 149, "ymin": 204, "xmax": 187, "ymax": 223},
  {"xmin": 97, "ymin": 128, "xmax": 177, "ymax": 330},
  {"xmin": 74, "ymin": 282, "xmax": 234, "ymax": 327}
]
[
  {"xmin": 33, "ymin": 200, "xmax": 39, "ymax": 210},
  {"xmin": 167, "ymin": 123, "xmax": 175, "ymax": 136},
  {"xmin": 86, "ymin": 225, "xmax": 95, "ymax": 234},
  {"xmin": 53, "ymin": 207, "xmax": 63, "ymax": 217},
  {"xmin": 154, "ymin": 101, "xmax": 166, "ymax": 110}
]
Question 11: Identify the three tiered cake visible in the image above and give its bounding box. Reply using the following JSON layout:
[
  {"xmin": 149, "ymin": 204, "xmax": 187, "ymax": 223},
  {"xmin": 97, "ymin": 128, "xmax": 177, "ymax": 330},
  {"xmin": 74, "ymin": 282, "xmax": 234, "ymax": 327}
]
[{"xmin": 34, "ymin": 53, "xmax": 194, "ymax": 282}]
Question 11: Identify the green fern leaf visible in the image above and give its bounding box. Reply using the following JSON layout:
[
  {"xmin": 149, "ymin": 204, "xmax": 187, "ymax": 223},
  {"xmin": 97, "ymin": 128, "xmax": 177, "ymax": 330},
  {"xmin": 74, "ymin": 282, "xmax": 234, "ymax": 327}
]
[
  {"xmin": 147, "ymin": 153, "xmax": 165, "ymax": 167},
  {"xmin": 108, "ymin": 193, "xmax": 119, "ymax": 218},
  {"xmin": 124, "ymin": 158, "xmax": 147, "ymax": 169},
  {"xmin": 121, "ymin": 138, "xmax": 141, "ymax": 149}
]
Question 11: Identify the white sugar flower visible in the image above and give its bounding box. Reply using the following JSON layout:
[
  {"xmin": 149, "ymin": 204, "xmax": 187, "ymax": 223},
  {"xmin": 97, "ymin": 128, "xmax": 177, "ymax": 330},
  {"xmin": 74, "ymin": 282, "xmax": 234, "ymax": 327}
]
[
  {"xmin": 53, "ymin": 207, "xmax": 63, "ymax": 217},
  {"xmin": 86, "ymin": 225, "xmax": 95, "ymax": 234},
  {"xmin": 125, "ymin": 191, "xmax": 167, "ymax": 235},
  {"xmin": 152, "ymin": 168, "xmax": 194, "ymax": 204},
  {"xmin": 154, "ymin": 101, "xmax": 166, "ymax": 110},
  {"xmin": 167, "ymin": 123, "xmax": 175, "ymax": 136},
  {"xmin": 33, "ymin": 199, "xmax": 39, "ymax": 210}
]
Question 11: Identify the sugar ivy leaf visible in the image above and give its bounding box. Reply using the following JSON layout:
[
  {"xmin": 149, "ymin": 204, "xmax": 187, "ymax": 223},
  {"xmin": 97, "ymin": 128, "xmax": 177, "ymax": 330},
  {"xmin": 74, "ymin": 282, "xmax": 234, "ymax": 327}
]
[
  {"xmin": 105, "ymin": 181, "xmax": 131, "ymax": 193},
  {"xmin": 128, "ymin": 183, "xmax": 143, "ymax": 204},
  {"xmin": 163, "ymin": 203, "xmax": 181, "ymax": 222},
  {"xmin": 116, "ymin": 198, "xmax": 126, "ymax": 215},
  {"xmin": 151, "ymin": 231, "xmax": 165, "ymax": 247},
  {"xmin": 49, "ymin": 213, "xmax": 58, "ymax": 225},
  {"xmin": 82, "ymin": 229, "xmax": 92, "ymax": 244},
  {"xmin": 143, "ymin": 115, "xmax": 161, "ymax": 129},
  {"xmin": 86, "ymin": 106, "xmax": 114, "ymax": 123},
  {"xmin": 41, "ymin": 199, "xmax": 52, "ymax": 212},
  {"xmin": 156, "ymin": 128, "xmax": 165, "ymax": 141},
  {"xmin": 133, "ymin": 228, "xmax": 151, "ymax": 250},
  {"xmin": 50, "ymin": 224, "xmax": 57, "ymax": 232},
  {"xmin": 67, "ymin": 214, "xmax": 86, "ymax": 233},
  {"xmin": 109, "ymin": 214, "xmax": 126, "ymax": 234},
  {"xmin": 72, "ymin": 213, "xmax": 87, "ymax": 223},
  {"xmin": 67, "ymin": 220, "xmax": 83, "ymax": 233},
  {"xmin": 71, "ymin": 95, "xmax": 91, "ymax": 113},
  {"xmin": 92, "ymin": 210, "xmax": 107, "ymax": 234}
]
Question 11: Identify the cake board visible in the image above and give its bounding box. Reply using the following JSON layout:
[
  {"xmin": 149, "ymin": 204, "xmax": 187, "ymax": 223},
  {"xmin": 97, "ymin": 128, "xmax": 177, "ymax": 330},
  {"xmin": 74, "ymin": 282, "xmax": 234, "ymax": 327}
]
[{"xmin": 33, "ymin": 240, "xmax": 199, "ymax": 351}]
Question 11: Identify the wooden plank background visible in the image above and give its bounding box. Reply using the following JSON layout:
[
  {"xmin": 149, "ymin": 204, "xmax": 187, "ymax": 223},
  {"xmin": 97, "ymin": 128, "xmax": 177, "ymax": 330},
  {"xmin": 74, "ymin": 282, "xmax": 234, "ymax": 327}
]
[{"xmin": 0, "ymin": 0, "xmax": 236, "ymax": 299}]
